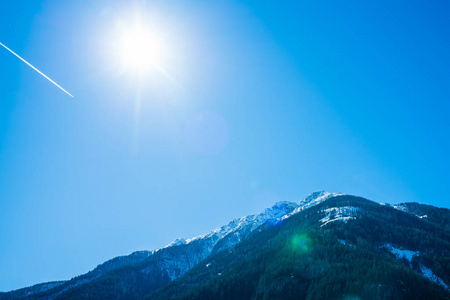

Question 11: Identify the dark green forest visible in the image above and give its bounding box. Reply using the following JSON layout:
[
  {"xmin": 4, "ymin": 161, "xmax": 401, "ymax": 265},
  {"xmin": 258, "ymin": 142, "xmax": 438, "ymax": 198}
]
[{"xmin": 147, "ymin": 196, "xmax": 450, "ymax": 300}]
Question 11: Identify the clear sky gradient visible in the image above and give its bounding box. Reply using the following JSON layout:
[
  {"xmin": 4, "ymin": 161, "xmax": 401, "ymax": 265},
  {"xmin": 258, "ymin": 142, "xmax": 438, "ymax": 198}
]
[{"xmin": 1, "ymin": 0, "xmax": 449, "ymax": 292}]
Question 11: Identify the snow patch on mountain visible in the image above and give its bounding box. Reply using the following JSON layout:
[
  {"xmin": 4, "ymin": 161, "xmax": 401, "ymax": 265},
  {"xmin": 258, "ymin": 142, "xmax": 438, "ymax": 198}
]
[
  {"xmin": 420, "ymin": 265, "xmax": 449, "ymax": 290},
  {"xmin": 384, "ymin": 244, "xmax": 419, "ymax": 263},
  {"xmin": 320, "ymin": 206, "xmax": 358, "ymax": 227},
  {"xmin": 282, "ymin": 191, "xmax": 344, "ymax": 220},
  {"xmin": 382, "ymin": 244, "xmax": 448, "ymax": 290},
  {"xmin": 299, "ymin": 191, "xmax": 343, "ymax": 210},
  {"xmin": 393, "ymin": 205, "xmax": 407, "ymax": 212}
]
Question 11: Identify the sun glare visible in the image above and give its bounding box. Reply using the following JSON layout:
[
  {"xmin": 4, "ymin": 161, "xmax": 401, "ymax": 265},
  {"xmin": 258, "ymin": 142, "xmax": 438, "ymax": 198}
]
[{"xmin": 119, "ymin": 26, "xmax": 165, "ymax": 71}]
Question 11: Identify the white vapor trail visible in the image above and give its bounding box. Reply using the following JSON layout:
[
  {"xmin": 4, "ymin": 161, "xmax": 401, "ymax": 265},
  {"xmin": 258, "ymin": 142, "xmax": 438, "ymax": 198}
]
[{"xmin": 0, "ymin": 42, "xmax": 73, "ymax": 98}]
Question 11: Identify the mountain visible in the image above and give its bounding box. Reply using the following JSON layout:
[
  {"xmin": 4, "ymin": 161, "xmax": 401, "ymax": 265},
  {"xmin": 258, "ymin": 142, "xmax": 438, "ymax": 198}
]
[{"xmin": 1, "ymin": 191, "xmax": 449, "ymax": 299}]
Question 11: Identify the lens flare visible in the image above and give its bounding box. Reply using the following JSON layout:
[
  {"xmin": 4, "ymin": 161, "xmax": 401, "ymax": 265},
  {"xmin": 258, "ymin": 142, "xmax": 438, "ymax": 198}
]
[
  {"xmin": 184, "ymin": 111, "xmax": 229, "ymax": 155},
  {"xmin": 291, "ymin": 234, "xmax": 312, "ymax": 254}
]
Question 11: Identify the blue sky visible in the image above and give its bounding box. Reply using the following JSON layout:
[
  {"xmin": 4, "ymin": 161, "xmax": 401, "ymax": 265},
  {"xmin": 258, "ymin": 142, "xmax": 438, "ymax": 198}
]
[{"xmin": 1, "ymin": 0, "xmax": 449, "ymax": 292}]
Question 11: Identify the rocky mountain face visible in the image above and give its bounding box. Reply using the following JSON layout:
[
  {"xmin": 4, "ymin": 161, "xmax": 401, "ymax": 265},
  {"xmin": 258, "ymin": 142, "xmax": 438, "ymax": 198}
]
[{"xmin": 2, "ymin": 192, "xmax": 449, "ymax": 299}]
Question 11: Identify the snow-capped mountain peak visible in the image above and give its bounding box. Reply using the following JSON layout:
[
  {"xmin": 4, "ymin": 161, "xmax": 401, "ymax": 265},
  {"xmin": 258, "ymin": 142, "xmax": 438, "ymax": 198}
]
[
  {"xmin": 184, "ymin": 200, "xmax": 298, "ymax": 245},
  {"xmin": 281, "ymin": 190, "xmax": 344, "ymax": 220},
  {"xmin": 299, "ymin": 190, "xmax": 341, "ymax": 207},
  {"xmin": 166, "ymin": 192, "xmax": 340, "ymax": 252},
  {"xmin": 167, "ymin": 238, "xmax": 187, "ymax": 247},
  {"xmin": 254, "ymin": 201, "xmax": 299, "ymax": 224}
]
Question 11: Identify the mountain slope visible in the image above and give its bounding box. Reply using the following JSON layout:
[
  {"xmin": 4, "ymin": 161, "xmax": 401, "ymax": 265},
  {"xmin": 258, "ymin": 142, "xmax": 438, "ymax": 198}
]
[
  {"xmin": 148, "ymin": 195, "xmax": 450, "ymax": 300},
  {"xmin": 46, "ymin": 200, "xmax": 300, "ymax": 300},
  {"xmin": 1, "ymin": 197, "xmax": 304, "ymax": 300},
  {"xmin": 392, "ymin": 202, "xmax": 450, "ymax": 231},
  {"xmin": 2, "ymin": 192, "xmax": 449, "ymax": 300}
]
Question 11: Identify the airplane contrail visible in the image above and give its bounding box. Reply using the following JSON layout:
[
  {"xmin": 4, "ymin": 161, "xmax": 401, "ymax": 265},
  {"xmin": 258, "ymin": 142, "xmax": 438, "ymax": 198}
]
[{"xmin": 0, "ymin": 42, "xmax": 73, "ymax": 98}]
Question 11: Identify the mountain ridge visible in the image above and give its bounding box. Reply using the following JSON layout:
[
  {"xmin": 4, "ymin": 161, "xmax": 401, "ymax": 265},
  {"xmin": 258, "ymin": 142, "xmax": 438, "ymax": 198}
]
[
  {"xmin": 147, "ymin": 194, "xmax": 450, "ymax": 300},
  {"xmin": 0, "ymin": 190, "xmax": 338, "ymax": 298},
  {"xmin": 2, "ymin": 191, "xmax": 449, "ymax": 300}
]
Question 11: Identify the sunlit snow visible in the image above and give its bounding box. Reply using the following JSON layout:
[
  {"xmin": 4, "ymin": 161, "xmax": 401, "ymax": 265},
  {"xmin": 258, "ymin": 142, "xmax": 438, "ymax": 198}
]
[{"xmin": 319, "ymin": 206, "xmax": 358, "ymax": 227}]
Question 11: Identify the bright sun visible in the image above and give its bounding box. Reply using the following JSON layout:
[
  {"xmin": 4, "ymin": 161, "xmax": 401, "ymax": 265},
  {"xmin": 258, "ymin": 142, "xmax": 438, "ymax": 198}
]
[{"xmin": 119, "ymin": 26, "xmax": 165, "ymax": 71}]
